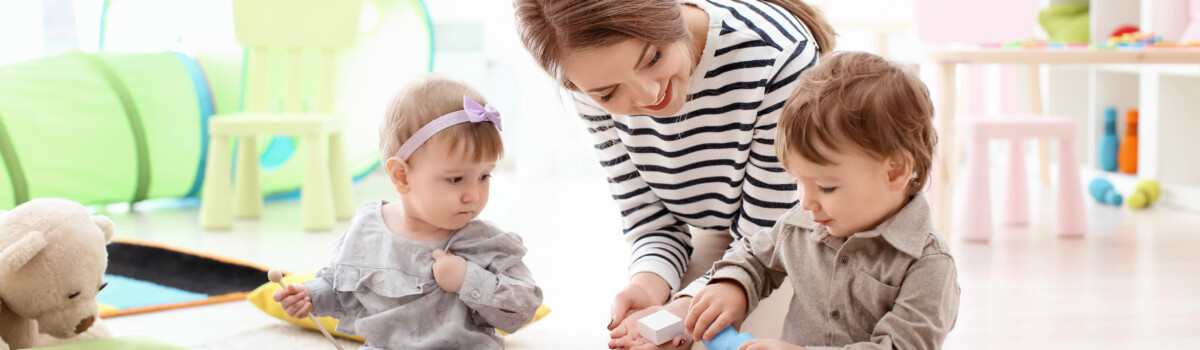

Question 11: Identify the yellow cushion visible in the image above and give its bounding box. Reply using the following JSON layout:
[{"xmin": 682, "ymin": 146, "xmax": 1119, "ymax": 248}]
[
  {"xmin": 246, "ymin": 272, "xmax": 549, "ymax": 340},
  {"xmin": 98, "ymin": 303, "xmax": 118, "ymax": 315}
]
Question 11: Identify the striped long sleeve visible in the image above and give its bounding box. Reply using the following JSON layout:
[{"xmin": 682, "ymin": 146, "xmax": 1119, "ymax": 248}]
[
  {"xmin": 577, "ymin": 101, "xmax": 695, "ymax": 290},
  {"xmin": 575, "ymin": 0, "xmax": 820, "ymax": 293}
]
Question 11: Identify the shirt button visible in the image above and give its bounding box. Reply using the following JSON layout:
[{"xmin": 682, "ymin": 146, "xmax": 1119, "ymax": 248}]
[
  {"xmin": 471, "ymin": 290, "xmax": 481, "ymax": 299},
  {"xmin": 831, "ymin": 309, "xmax": 841, "ymax": 319},
  {"xmin": 840, "ymin": 256, "xmax": 849, "ymax": 265}
]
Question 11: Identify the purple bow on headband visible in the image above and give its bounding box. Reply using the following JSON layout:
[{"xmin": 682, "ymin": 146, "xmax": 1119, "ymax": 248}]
[
  {"xmin": 463, "ymin": 96, "xmax": 503, "ymax": 131},
  {"xmin": 392, "ymin": 95, "xmax": 504, "ymax": 160}
]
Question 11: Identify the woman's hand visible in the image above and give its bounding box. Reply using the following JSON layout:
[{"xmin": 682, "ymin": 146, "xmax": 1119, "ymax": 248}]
[
  {"xmin": 737, "ymin": 339, "xmax": 806, "ymax": 350},
  {"xmin": 273, "ymin": 284, "xmax": 313, "ymax": 319},
  {"xmin": 685, "ymin": 280, "xmax": 748, "ymax": 342},
  {"xmin": 608, "ymin": 273, "xmax": 671, "ymax": 330},
  {"xmin": 608, "ymin": 298, "xmax": 692, "ymax": 349},
  {"xmin": 432, "ymin": 249, "xmax": 467, "ymax": 293}
]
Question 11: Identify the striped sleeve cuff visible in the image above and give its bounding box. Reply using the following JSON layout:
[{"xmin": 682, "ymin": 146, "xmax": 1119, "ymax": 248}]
[{"xmin": 629, "ymin": 258, "xmax": 683, "ymax": 293}]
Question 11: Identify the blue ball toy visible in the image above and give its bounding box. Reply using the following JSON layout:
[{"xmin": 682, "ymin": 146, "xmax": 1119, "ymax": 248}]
[{"xmin": 1088, "ymin": 178, "xmax": 1123, "ymax": 206}]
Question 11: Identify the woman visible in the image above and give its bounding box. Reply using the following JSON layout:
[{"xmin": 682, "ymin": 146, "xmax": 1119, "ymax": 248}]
[{"xmin": 514, "ymin": 0, "xmax": 835, "ymax": 348}]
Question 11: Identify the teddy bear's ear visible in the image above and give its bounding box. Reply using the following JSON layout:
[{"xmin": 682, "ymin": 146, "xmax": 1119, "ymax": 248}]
[
  {"xmin": 92, "ymin": 215, "xmax": 116, "ymax": 244},
  {"xmin": 0, "ymin": 230, "xmax": 47, "ymax": 276}
]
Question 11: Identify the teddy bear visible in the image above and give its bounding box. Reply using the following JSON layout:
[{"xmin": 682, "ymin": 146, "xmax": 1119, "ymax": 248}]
[{"xmin": 0, "ymin": 198, "xmax": 115, "ymax": 350}]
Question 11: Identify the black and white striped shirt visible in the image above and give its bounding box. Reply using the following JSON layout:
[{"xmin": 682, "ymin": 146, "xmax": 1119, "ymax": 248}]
[{"xmin": 573, "ymin": 0, "xmax": 819, "ymax": 294}]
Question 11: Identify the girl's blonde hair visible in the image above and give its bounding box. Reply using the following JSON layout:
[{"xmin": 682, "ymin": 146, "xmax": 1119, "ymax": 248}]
[
  {"xmin": 379, "ymin": 76, "xmax": 503, "ymax": 165},
  {"xmin": 514, "ymin": 0, "xmax": 836, "ymax": 91},
  {"xmin": 777, "ymin": 52, "xmax": 937, "ymax": 194}
]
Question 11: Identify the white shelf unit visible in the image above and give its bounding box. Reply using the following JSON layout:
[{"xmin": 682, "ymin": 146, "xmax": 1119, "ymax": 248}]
[{"xmin": 1045, "ymin": 0, "xmax": 1200, "ymax": 211}]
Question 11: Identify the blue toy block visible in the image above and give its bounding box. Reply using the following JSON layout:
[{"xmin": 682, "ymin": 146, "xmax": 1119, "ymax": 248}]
[{"xmin": 702, "ymin": 326, "xmax": 755, "ymax": 350}]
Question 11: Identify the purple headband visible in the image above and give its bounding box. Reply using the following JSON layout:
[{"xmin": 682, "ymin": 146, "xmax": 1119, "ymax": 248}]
[{"xmin": 393, "ymin": 95, "xmax": 503, "ymax": 160}]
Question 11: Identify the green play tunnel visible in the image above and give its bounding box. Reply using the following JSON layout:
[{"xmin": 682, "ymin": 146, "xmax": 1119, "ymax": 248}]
[
  {"xmin": 0, "ymin": 52, "xmax": 205, "ymax": 208},
  {"xmin": 0, "ymin": 0, "xmax": 433, "ymax": 209}
]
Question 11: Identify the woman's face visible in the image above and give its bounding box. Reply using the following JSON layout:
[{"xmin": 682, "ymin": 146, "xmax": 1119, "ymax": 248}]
[{"xmin": 561, "ymin": 39, "xmax": 694, "ymax": 117}]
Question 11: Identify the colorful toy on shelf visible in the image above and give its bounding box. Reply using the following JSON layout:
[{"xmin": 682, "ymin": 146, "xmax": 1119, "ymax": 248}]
[
  {"xmin": 1088, "ymin": 178, "xmax": 1123, "ymax": 206},
  {"xmin": 701, "ymin": 326, "xmax": 755, "ymax": 350},
  {"xmin": 997, "ymin": 39, "xmax": 1088, "ymax": 50},
  {"xmin": 1118, "ymin": 109, "xmax": 1139, "ymax": 174},
  {"xmin": 1098, "ymin": 28, "xmax": 1200, "ymax": 48},
  {"xmin": 1128, "ymin": 179, "xmax": 1162, "ymax": 209},
  {"xmin": 1107, "ymin": 30, "xmax": 1163, "ymax": 48},
  {"xmin": 1099, "ymin": 107, "xmax": 1120, "ymax": 172},
  {"xmin": 1110, "ymin": 25, "xmax": 1141, "ymax": 38}
]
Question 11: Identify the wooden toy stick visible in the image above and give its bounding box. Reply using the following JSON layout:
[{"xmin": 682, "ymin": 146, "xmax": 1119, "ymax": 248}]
[{"xmin": 269, "ymin": 269, "xmax": 344, "ymax": 350}]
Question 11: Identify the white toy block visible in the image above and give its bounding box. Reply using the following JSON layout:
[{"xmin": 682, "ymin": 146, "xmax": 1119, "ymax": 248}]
[{"xmin": 637, "ymin": 309, "xmax": 685, "ymax": 345}]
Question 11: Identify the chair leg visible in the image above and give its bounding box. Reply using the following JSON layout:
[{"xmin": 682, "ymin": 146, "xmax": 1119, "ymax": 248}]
[
  {"xmin": 328, "ymin": 132, "xmax": 355, "ymax": 220},
  {"xmin": 1002, "ymin": 139, "xmax": 1029, "ymax": 226},
  {"xmin": 959, "ymin": 136, "xmax": 993, "ymax": 242},
  {"xmin": 233, "ymin": 135, "xmax": 262, "ymax": 219},
  {"xmin": 200, "ymin": 135, "xmax": 233, "ymax": 230},
  {"xmin": 301, "ymin": 135, "xmax": 335, "ymax": 231},
  {"xmin": 1055, "ymin": 135, "xmax": 1087, "ymax": 237}
]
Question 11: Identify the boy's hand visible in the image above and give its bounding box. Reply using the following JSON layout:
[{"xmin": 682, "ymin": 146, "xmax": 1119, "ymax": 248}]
[
  {"xmin": 432, "ymin": 249, "xmax": 467, "ymax": 293},
  {"xmin": 737, "ymin": 339, "xmax": 806, "ymax": 350},
  {"xmin": 273, "ymin": 284, "xmax": 313, "ymax": 319},
  {"xmin": 685, "ymin": 280, "xmax": 747, "ymax": 342},
  {"xmin": 607, "ymin": 298, "xmax": 692, "ymax": 350}
]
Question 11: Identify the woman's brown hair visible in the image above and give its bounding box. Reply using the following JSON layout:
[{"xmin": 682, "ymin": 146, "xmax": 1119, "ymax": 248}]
[
  {"xmin": 776, "ymin": 52, "xmax": 937, "ymax": 194},
  {"xmin": 514, "ymin": 0, "xmax": 836, "ymax": 90}
]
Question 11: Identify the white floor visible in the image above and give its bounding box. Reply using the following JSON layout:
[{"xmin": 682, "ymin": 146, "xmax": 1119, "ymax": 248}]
[{"xmin": 97, "ymin": 166, "xmax": 1200, "ymax": 349}]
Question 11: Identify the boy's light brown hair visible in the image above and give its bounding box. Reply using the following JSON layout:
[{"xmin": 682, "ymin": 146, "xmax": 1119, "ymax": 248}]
[
  {"xmin": 379, "ymin": 76, "xmax": 504, "ymax": 165},
  {"xmin": 777, "ymin": 51, "xmax": 937, "ymax": 194}
]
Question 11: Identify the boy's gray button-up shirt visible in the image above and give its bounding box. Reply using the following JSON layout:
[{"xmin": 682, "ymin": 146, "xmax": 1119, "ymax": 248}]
[
  {"xmin": 708, "ymin": 196, "xmax": 960, "ymax": 349},
  {"xmin": 303, "ymin": 201, "xmax": 543, "ymax": 349}
]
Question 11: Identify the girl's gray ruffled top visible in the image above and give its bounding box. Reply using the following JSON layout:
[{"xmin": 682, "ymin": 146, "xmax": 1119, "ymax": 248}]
[{"xmin": 302, "ymin": 200, "xmax": 543, "ymax": 350}]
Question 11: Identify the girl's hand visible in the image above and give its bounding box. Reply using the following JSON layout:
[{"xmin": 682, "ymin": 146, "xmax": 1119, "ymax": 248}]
[
  {"xmin": 685, "ymin": 280, "xmax": 747, "ymax": 342},
  {"xmin": 432, "ymin": 249, "xmax": 467, "ymax": 292},
  {"xmin": 273, "ymin": 284, "xmax": 313, "ymax": 319},
  {"xmin": 738, "ymin": 339, "xmax": 806, "ymax": 350},
  {"xmin": 607, "ymin": 298, "xmax": 692, "ymax": 350}
]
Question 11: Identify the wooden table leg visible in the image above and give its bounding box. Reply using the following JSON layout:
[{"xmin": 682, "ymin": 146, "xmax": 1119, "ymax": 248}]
[{"xmin": 933, "ymin": 62, "xmax": 957, "ymax": 237}]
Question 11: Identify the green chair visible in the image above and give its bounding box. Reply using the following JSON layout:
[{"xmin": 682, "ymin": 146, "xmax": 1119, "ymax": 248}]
[{"xmin": 200, "ymin": 0, "xmax": 362, "ymax": 230}]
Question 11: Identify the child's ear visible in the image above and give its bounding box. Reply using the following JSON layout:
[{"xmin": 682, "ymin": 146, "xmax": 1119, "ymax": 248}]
[
  {"xmin": 385, "ymin": 157, "xmax": 413, "ymax": 194},
  {"xmin": 885, "ymin": 151, "xmax": 914, "ymax": 191}
]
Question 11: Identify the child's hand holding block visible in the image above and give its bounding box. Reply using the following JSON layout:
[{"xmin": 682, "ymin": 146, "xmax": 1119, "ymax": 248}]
[{"xmin": 637, "ymin": 309, "xmax": 685, "ymax": 345}]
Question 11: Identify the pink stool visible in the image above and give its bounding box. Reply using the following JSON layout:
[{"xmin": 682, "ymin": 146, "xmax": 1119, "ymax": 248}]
[{"xmin": 957, "ymin": 115, "xmax": 1086, "ymax": 242}]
